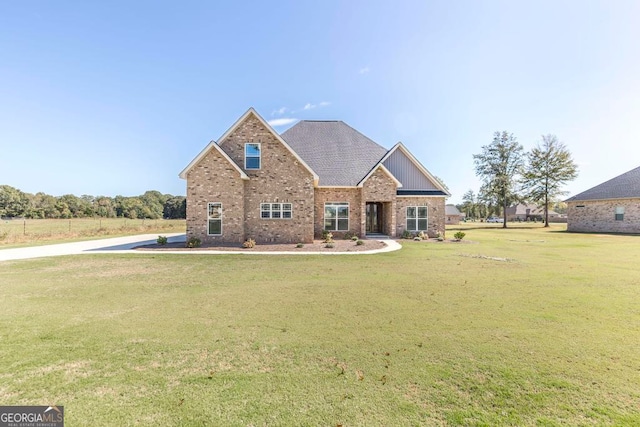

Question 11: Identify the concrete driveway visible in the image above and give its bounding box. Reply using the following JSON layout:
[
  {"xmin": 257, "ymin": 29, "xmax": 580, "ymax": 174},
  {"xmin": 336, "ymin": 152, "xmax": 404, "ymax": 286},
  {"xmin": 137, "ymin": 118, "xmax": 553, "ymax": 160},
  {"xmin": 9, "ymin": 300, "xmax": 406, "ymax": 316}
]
[{"xmin": 0, "ymin": 233, "xmax": 186, "ymax": 262}]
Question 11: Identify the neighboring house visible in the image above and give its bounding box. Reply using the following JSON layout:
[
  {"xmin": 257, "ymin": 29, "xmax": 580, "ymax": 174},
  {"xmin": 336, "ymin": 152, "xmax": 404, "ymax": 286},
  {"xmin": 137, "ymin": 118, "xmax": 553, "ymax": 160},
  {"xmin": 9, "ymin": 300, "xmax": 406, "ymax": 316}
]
[
  {"xmin": 179, "ymin": 108, "xmax": 449, "ymax": 244},
  {"xmin": 566, "ymin": 165, "xmax": 640, "ymax": 233},
  {"xmin": 505, "ymin": 204, "xmax": 560, "ymax": 222},
  {"xmin": 445, "ymin": 204, "xmax": 462, "ymax": 224}
]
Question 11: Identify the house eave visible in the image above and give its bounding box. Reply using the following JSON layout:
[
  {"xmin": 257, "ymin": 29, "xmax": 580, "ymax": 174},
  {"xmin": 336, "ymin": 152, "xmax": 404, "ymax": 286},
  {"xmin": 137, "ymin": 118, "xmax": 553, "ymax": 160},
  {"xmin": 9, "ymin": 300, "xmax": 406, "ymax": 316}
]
[{"xmin": 178, "ymin": 140, "xmax": 249, "ymax": 181}]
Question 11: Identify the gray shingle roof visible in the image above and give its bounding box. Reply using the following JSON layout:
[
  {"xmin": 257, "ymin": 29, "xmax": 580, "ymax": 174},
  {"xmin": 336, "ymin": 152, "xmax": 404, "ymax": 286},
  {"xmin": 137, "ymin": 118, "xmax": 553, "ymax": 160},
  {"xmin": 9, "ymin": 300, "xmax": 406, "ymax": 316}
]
[
  {"xmin": 566, "ymin": 165, "xmax": 640, "ymax": 201},
  {"xmin": 281, "ymin": 121, "xmax": 389, "ymax": 186}
]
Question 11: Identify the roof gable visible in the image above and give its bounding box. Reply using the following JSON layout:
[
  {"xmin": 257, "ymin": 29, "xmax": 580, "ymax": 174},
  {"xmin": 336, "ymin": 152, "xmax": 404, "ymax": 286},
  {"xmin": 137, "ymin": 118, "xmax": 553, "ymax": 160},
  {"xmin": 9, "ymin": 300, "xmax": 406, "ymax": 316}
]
[
  {"xmin": 281, "ymin": 120, "xmax": 388, "ymax": 186},
  {"xmin": 178, "ymin": 139, "xmax": 248, "ymax": 180},
  {"xmin": 180, "ymin": 108, "xmax": 318, "ymax": 183},
  {"xmin": 380, "ymin": 143, "xmax": 450, "ymax": 195},
  {"xmin": 566, "ymin": 165, "xmax": 640, "ymax": 202},
  {"xmin": 357, "ymin": 164, "xmax": 402, "ymax": 188}
]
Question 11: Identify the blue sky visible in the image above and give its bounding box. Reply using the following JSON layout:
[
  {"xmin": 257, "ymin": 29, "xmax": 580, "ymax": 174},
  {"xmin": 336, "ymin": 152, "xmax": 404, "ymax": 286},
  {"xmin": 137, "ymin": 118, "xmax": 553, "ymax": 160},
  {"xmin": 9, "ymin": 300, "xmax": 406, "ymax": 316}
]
[{"xmin": 1, "ymin": 1, "xmax": 639, "ymax": 204}]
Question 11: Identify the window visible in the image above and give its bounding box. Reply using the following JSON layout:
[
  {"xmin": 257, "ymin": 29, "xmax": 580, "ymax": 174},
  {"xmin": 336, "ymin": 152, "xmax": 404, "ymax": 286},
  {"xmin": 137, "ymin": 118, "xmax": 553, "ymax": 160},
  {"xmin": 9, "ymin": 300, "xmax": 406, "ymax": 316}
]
[
  {"xmin": 208, "ymin": 202, "xmax": 222, "ymax": 235},
  {"xmin": 407, "ymin": 206, "xmax": 428, "ymax": 231},
  {"xmin": 324, "ymin": 203, "xmax": 349, "ymax": 231},
  {"xmin": 615, "ymin": 206, "xmax": 625, "ymax": 221},
  {"xmin": 261, "ymin": 203, "xmax": 292, "ymax": 219},
  {"xmin": 245, "ymin": 143, "xmax": 261, "ymax": 169}
]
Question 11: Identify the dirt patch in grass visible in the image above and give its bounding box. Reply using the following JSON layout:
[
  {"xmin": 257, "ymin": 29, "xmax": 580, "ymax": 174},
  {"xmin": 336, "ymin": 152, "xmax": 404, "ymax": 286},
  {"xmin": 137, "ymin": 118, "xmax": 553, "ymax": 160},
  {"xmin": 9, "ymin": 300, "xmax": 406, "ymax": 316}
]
[{"xmin": 136, "ymin": 238, "xmax": 387, "ymax": 252}]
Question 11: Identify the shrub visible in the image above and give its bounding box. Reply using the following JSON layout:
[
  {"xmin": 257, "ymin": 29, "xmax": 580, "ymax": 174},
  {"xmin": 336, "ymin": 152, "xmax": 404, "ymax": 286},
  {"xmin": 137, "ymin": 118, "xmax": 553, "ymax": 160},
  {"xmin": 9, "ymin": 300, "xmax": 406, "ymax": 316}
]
[
  {"xmin": 186, "ymin": 237, "xmax": 201, "ymax": 248},
  {"xmin": 356, "ymin": 239, "xmax": 364, "ymax": 246},
  {"xmin": 401, "ymin": 230, "xmax": 413, "ymax": 239},
  {"xmin": 344, "ymin": 231, "xmax": 355, "ymax": 240},
  {"xmin": 157, "ymin": 235, "xmax": 168, "ymax": 246},
  {"xmin": 296, "ymin": 243, "xmax": 304, "ymax": 248},
  {"xmin": 351, "ymin": 236, "xmax": 359, "ymax": 241},
  {"xmin": 454, "ymin": 231, "xmax": 466, "ymax": 241},
  {"xmin": 243, "ymin": 238, "xmax": 256, "ymax": 248},
  {"xmin": 437, "ymin": 232, "xmax": 444, "ymax": 242},
  {"xmin": 324, "ymin": 242, "xmax": 335, "ymax": 248},
  {"xmin": 418, "ymin": 231, "xmax": 427, "ymax": 240},
  {"xmin": 413, "ymin": 236, "xmax": 421, "ymax": 241},
  {"xmin": 322, "ymin": 231, "xmax": 334, "ymax": 243}
]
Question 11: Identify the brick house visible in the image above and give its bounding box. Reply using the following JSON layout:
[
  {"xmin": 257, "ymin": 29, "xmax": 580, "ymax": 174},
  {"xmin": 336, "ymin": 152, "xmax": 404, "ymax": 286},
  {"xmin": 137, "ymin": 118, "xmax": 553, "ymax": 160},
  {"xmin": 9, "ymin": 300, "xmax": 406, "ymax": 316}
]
[
  {"xmin": 566, "ymin": 165, "xmax": 640, "ymax": 233},
  {"xmin": 179, "ymin": 108, "xmax": 449, "ymax": 244}
]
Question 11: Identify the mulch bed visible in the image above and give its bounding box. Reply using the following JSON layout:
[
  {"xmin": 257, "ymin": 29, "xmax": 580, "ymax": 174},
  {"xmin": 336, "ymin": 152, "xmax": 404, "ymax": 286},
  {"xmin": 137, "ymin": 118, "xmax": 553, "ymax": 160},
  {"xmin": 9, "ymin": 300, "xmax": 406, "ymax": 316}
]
[{"xmin": 135, "ymin": 238, "xmax": 386, "ymax": 253}]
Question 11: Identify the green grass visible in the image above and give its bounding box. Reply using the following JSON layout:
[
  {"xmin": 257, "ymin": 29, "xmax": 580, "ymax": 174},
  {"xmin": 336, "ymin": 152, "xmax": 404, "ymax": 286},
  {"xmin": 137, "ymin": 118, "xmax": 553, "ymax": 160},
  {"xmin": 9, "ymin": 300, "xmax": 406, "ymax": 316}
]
[
  {"xmin": 1, "ymin": 225, "xmax": 639, "ymax": 425},
  {"xmin": 0, "ymin": 218, "xmax": 185, "ymax": 247}
]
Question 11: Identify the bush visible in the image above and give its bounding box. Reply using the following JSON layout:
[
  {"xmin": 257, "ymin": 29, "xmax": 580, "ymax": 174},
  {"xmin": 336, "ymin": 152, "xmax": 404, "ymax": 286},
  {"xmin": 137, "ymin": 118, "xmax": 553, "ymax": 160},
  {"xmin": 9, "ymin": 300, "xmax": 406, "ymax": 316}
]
[
  {"xmin": 418, "ymin": 231, "xmax": 427, "ymax": 240},
  {"xmin": 243, "ymin": 238, "xmax": 256, "ymax": 248},
  {"xmin": 296, "ymin": 243, "xmax": 304, "ymax": 248},
  {"xmin": 356, "ymin": 239, "xmax": 364, "ymax": 246},
  {"xmin": 351, "ymin": 235, "xmax": 359, "ymax": 241},
  {"xmin": 186, "ymin": 237, "xmax": 201, "ymax": 248},
  {"xmin": 322, "ymin": 231, "xmax": 334, "ymax": 243},
  {"xmin": 401, "ymin": 230, "xmax": 413, "ymax": 239},
  {"xmin": 156, "ymin": 235, "xmax": 168, "ymax": 246},
  {"xmin": 454, "ymin": 231, "xmax": 466, "ymax": 241},
  {"xmin": 344, "ymin": 231, "xmax": 356, "ymax": 240},
  {"xmin": 413, "ymin": 236, "xmax": 421, "ymax": 241},
  {"xmin": 324, "ymin": 242, "xmax": 335, "ymax": 248},
  {"xmin": 436, "ymin": 232, "xmax": 444, "ymax": 242}
]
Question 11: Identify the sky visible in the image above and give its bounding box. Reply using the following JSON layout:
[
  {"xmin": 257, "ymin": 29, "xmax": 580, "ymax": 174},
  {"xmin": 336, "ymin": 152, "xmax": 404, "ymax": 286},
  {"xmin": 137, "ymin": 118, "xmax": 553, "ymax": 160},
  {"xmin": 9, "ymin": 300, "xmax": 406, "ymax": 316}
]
[{"xmin": 1, "ymin": 1, "xmax": 639, "ymax": 204}]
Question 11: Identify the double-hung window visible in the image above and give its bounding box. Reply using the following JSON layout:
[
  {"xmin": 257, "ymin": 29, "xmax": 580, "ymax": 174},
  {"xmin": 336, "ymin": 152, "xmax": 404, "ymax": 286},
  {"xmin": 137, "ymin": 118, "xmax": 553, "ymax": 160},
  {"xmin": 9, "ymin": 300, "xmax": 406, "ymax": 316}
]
[
  {"xmin": 208, "ymin": 202, "xmax": 222, "ymax": 235},
  {"xmin": 406, "ymin": 206, "xmax": 428, "ymax": 231},
  {"xmin": 261, "ymin": 203, "xmax": 292, "ymax": 219},
  {"xmin": 245, "ymin": 143, "xmax": 261, "ymax": 169},
  {"xmin": 324, "ymin": 202, "xmax": 349, "ymax": 231},
  {"xmin": 615, "ymin": 206, "xmax": 625, "ymax": 221}
]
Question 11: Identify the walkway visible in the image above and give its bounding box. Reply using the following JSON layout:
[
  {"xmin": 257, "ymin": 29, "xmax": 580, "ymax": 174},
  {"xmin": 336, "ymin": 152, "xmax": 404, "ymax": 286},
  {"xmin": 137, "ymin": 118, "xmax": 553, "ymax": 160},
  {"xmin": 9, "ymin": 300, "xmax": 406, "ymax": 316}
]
[{"xmin": 0, "ymin": 234, "xmax": 401, "ymax": 262}]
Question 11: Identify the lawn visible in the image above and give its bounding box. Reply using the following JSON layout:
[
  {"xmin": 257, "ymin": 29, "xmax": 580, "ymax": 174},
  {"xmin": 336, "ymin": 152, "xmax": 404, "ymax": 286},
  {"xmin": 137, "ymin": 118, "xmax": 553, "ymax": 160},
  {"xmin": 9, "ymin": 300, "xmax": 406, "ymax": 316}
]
[
  {"xmin": 0, "ymin": 225, "xmax": 638, "ymax": 426},
  {"xmin": 0, "ymin": 218, "xmax": 185, "ymax": 247}
]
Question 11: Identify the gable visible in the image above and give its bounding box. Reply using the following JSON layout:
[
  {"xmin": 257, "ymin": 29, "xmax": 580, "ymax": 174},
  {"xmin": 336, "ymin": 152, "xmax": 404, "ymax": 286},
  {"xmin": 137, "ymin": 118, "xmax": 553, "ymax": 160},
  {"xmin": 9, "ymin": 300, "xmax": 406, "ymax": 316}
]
[
  {"xmin": 566, "ymin": 165, "xmax": 640, "ymax": 202},
  {"xmin": 180, "ymin": 108, "xmax": 318, "ymax": 183},
  {"xmin": 381, "ymin": 143, "xmax": 448, "ymax": 194},
  {"xmin": 179, "ymin": 140, "xmax": 248, "ymax": 180}
]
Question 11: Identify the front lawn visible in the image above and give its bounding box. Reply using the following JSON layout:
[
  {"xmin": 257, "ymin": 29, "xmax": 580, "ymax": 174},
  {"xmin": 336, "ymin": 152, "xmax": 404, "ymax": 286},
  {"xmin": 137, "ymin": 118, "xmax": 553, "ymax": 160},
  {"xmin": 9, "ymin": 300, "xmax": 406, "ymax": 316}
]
[{"xmin": 0, "ymin": 225, "xmax": 638, "ymax": 425}]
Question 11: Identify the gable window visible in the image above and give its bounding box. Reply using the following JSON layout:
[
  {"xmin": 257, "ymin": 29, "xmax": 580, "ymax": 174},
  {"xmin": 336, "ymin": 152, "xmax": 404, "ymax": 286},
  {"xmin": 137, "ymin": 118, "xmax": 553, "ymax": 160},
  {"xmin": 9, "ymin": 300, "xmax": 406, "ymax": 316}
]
[
  {"xmin": 615, "ymin": 206, "xmax": 624, "ymax": 221},
  {"xmin": 261, "ymin": 203, "xmax": 292, "ymax": 219},
  {"xmin": 324, "ymin": 202, "xmax": 349, "ymax": 231},
  {"xmin": 407, "ymin": 206, "xmax": 428, "ymax": 231},
  {"xmin": 208, "ymin": 202, "xmax": 222, "ymax": 235},
  {"xmin": 245, "ymin": 143, "xmax": 261, "ymax": 169}
]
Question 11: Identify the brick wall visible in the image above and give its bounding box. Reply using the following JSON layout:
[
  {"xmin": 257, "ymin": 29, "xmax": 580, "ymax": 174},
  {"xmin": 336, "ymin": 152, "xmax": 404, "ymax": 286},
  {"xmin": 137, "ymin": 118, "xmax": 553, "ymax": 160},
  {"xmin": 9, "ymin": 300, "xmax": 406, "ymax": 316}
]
[
  {"xmin": 186, "ymin": 149, "xmax": 245, "ymax": 244},
  {"xmin": 396, "ymin": 197, "xmax": 445, "ymax": 238},
  {"xmin": 219, "ymin": 114, "xmax": 315, "ymax": 243},
  {"xmin": 567, "ymin": 199, "xmax": 640, "ymax": 233},
  {"xmin": 314, "ymin": 188, "xmax": 362, "ymax": 238},
  {"xmin": 361, "ymin": 167, "xmax": 398, "ymax": 237}
]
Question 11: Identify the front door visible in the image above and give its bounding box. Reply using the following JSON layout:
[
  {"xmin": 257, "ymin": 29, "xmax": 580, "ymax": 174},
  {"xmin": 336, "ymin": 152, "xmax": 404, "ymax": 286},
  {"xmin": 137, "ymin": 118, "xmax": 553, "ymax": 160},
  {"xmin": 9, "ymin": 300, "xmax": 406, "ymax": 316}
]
[{"xmin": 366, "ymin": 202, "xmax": 384, "ymax": 234}]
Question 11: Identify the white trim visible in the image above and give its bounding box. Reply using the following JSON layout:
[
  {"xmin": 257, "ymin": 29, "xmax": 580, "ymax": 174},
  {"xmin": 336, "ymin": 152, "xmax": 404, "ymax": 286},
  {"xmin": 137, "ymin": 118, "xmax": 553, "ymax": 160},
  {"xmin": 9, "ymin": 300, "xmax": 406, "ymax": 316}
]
[
  {"xmin": 317, "ymin": 185, "xmax": 357, "ymax": 189},
  {"xmin": 397, "ymin": 195, "xmax": 445, "ymax": 198},
  {"xmin": 357, "ymin": 164, "xmax": 403, "ymax": 188},
  {"xmin": 406, "ymin": 205, "xmax": 429, "ymax": 231},
  {"xmin": 218, "ymin": 108, "xmax": 320, "ymax": 184},
  {"xmin": 260, "ymin": 202, "xmax": 293, "ymax": 219},
  {"xmin": 179, "ymin": 141, "xmax": 249, "ymax": 180},
  {"xmin": 323, "ymin": 202, "xmax": 350, "ymax": 231},
  {"xmin": 376, "ymin": 142, "xmax": 451, "ymax": 196},
  {"xmin": 207, "ymin": 202, "xmax": 223, "ymax": 236},
  {"xmin": 244, "ymin": 142, "xmax": 261, "ymax": 170}
]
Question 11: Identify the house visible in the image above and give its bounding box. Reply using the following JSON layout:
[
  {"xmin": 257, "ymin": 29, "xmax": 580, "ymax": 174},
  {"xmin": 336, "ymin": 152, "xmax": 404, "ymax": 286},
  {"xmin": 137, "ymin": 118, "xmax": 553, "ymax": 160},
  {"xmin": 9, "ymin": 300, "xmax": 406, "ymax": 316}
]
[
  {"xmin": 179, "ymin": 108, "xmax": 449, "ymax": 244},
  {"xmin": 445, "ymin": 204, "xmax": 462, "ymax": 224},
  {"xmin": 505, "ymin": 204, "xmax": 560, "ymax": 222},
  {"xmin": 566, "ymin": 165, "xmax": 640, "ymax": 233}
]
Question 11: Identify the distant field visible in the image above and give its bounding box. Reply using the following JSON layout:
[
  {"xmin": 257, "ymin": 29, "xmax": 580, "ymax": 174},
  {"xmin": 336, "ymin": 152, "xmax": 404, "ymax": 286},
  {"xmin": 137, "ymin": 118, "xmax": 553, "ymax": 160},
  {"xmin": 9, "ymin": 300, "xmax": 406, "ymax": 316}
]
[
  {"xmin": 0, "ymin": 218, "xmax": 185, "ymax": 247},
  {"xmin": 0, "ymin": 225, "xmax": 639, "ymax": 425}
]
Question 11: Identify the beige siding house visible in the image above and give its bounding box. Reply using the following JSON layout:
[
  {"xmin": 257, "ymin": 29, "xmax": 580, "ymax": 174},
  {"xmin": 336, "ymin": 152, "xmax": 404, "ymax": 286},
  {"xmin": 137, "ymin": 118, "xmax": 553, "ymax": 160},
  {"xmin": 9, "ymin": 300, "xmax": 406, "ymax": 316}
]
[
  {"xmin": 180, "ymin": 108, "xmax": 449, "ymax": 244},
  {"xmin": 566, "ymin": 165, "xmax": 640, "ymax": 233}
]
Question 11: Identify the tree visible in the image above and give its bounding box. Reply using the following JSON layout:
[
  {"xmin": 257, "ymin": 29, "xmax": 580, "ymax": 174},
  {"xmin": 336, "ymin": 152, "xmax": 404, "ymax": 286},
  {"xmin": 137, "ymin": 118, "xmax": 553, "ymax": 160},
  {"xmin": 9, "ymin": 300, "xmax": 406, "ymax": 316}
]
[
  {"xmin": 434, "ymin": 176, "xmax": 450, "ymax": 199},
  {"xmin": 473, "ymin": 131, "xmax": 524, "ymax": 228},
  {"xmin": 0, "ymin": 185, "xmax": 30, "ymax": 218},
  {"xmin": 522, "ymin": 134, "xmax": 578, "ymax": 227},
  {"xmin": 461, "ymin": 189, "xmax": 476, "ymax": 219}
]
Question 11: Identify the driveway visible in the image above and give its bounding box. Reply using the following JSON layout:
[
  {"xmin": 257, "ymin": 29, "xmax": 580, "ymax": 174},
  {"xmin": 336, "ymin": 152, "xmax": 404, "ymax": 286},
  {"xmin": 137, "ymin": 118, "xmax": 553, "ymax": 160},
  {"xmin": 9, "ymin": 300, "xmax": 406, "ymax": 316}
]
[
  {"xmin": 0, "ymin": 233, "xmax": 186, "ymax": 262},
  {"xmin": 0, "ymin": 234, "xmax": 401, "ymax": 261}
]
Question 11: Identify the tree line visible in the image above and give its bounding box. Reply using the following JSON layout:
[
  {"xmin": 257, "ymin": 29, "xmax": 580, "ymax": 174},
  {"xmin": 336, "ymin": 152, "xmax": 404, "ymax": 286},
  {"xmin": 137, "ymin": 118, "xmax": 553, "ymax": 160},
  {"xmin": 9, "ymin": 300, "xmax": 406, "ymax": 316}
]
[
  {"xmin": 462, "ymin": 132, "xmax": 578, "ymax": 227},
  {"xmin": 0, "ymin": 186, "xmax": 186, "ymax": 220}
]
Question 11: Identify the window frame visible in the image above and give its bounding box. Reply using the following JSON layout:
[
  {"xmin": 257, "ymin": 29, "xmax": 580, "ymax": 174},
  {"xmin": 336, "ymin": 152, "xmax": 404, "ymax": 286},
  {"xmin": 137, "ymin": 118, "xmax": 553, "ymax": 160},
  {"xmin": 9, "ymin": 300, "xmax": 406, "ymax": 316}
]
[
  {"xmin": 406, "ymin": 206, "xmax": 429, "ymax": 231},
  {"xmin": 615, "ymin": 206, "xmax": 625, "ymax": 221},
  {"xmin": 245, "ymin": 142, "xmax": 261, "ymax": 170},
  {"xmin": 207, "ymin": 202, "xmax": 222, "ymax": 236},
  {"xmin": 261, "ymin": 202, "xmax": 293, "ymax": 219},
  {"xmin": 324, "ymin": 202, "xmax": 349, "ymax": 231}
]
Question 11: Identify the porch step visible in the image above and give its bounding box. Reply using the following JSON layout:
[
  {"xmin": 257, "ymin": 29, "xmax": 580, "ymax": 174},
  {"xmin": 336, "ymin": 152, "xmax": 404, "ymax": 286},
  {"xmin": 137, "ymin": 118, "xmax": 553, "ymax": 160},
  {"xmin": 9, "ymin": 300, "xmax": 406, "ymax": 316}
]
[{"xmin": 365, "ymin": 233, "xmax": 391, "ymax": 240}]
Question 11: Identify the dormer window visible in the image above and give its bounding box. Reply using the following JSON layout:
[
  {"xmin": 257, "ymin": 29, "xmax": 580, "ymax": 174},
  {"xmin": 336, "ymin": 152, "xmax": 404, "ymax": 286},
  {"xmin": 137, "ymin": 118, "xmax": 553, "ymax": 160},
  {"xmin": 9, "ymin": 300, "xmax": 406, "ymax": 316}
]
[{"xmin": 245, "ymin": 143, "xmax": 261, "ymax": 169}]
